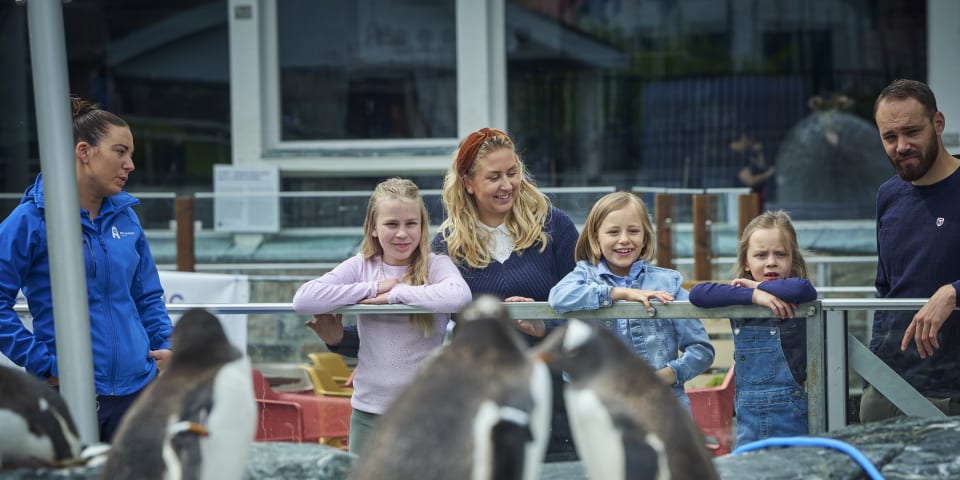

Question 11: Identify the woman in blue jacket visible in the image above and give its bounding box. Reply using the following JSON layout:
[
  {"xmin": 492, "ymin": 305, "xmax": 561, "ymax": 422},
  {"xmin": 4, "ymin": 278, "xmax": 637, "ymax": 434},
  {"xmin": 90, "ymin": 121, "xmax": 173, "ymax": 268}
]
[{"xmin": 0, "ymin": 97, "xmax": 172, "ymax": 442}]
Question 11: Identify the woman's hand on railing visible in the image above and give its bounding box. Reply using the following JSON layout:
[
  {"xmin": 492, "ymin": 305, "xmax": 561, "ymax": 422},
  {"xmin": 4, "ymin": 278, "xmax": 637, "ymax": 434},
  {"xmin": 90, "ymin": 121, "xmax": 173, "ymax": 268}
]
[
  {"xmin": 306, "ymin": 313, "xmax": 344, "ymax": 345},
  {"xmin": 504, "ymin": 296, "xmax": 546, "ymax": 337}
]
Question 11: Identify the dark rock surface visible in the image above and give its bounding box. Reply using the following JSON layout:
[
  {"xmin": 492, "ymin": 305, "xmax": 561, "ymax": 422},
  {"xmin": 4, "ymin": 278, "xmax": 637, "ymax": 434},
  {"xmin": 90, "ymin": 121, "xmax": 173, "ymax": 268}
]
[
  {"xmin": 242, "ymin": 442, "xmax": 354, "ymax": 479},
  {"xmin": 715, "ymin": 416, "xmax": 960, "ymax": 479},
  {"xmin": 0, "ymin": 442, "xmax": 354, "ymax": 480},
  {"xmin": 0, "ymin": 464, "xmax": 100, "ymax": 480},
  {"xmin": 3, "ymin": 417, "xmax": 956, "ymax": 479}
]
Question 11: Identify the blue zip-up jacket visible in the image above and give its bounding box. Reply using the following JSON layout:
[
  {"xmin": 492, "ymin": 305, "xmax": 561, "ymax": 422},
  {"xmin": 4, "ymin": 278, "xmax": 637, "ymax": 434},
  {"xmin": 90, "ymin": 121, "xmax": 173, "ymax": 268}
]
[
  {"xmin": 0, "ymin": 174, "xmax": 172, "ymax": 396},
  {"xmin": 549, "ymin": 259, "xmax": 715, "ymax": 410}
]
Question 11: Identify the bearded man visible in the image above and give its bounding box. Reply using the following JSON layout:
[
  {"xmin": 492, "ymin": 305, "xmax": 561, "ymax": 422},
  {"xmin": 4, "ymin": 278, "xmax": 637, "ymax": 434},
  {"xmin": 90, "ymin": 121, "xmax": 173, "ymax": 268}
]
[{"xmin": 862, "ymin": 78, "xmax": 960, "ymax": 422}]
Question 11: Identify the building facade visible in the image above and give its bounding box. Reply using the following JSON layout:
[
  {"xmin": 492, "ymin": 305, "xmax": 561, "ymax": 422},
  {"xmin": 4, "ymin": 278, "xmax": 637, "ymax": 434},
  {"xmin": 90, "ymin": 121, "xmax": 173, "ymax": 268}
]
[{"xmin": 1, "ymin": 0, "xmax": 958, "ymax": 223}]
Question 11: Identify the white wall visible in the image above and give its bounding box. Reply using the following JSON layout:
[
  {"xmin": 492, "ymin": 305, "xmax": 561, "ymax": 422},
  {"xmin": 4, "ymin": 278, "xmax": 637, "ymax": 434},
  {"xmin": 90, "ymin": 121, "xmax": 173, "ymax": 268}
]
[{"xmin": 929, "ymin": 0, "xmax": 960, "ymax": 154}]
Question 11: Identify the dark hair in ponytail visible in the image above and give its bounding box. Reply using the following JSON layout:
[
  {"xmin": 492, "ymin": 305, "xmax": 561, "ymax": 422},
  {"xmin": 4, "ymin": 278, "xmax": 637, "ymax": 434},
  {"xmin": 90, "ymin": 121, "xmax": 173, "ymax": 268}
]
[{"xmin": 71, "ymin": 96, "xmax": 127, "ymax": 146}]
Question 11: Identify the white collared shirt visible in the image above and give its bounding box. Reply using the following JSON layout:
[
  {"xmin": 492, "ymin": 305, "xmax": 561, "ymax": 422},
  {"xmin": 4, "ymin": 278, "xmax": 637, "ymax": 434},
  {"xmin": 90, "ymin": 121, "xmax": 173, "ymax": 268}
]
[{"xmin": 478, "ymin": 222, "xmax": 514, "ymax": 263}]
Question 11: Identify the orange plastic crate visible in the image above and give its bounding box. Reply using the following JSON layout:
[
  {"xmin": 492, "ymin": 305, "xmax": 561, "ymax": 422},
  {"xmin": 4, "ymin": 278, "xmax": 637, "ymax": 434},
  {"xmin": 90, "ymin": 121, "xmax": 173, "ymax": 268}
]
[{"xmin": 687, "ymin": 366, "xmax": 735, "ymax": 456}]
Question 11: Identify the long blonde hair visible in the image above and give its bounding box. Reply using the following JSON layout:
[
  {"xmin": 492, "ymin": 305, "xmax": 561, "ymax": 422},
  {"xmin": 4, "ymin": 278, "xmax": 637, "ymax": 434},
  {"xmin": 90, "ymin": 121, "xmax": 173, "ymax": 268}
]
[
  {"xmin": 575, "ymin": 191, "xmax": 655, "ymax": 265},
  {"xmin": 735, "ymin": 210, "xmax": 809, "ymax": 280},
  {"xmin": 359, "ymin": 178, "xmax": 434, "ymax": 336},
  {"xmin": 438, "ymin": 129, "xmax": 551, "ymax": 269}
]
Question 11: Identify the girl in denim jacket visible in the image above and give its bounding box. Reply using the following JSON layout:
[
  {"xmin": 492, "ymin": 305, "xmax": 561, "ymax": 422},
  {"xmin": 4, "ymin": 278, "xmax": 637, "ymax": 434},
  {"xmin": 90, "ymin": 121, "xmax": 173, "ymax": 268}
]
[
  {"xmin": 688, "ymin": 210, "xmax": 817, "ymax": 446},
  {"xmin": 549, "ymin": 191, "xmax": 714, "ymax": 411}
]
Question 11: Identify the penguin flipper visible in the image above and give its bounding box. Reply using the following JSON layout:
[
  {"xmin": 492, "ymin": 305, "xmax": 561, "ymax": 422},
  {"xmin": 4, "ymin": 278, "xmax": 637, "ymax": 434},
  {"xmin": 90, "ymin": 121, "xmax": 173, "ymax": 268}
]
[
  {"xmin": 36, "ymin": 389, "xmax": 82, "ymax": 461},
  {"xmin": 616, "ymin": 415, "xmax": 666, "ymax": 480},
  {"xmin": 29, "ymin": 396, "xmax": 80, "ymax": 462},
  {"xmin": 491, "ymin": 416, "xmax": 531, "ymax": 480}
]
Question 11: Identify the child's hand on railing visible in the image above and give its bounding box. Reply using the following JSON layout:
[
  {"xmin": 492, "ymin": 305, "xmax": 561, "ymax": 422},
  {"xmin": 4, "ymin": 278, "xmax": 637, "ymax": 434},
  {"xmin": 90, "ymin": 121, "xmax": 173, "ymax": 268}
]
[
  {"xmin": 612, "ymin": 287, "xmax": 674, "ymax": 313},
  {"xmin": 751, "ymin": 289, "xmax": 797, "ymax": 319}
]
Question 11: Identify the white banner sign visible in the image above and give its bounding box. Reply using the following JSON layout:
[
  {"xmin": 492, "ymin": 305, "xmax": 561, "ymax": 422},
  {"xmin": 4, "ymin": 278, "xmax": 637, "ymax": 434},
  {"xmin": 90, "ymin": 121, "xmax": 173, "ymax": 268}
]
[
  {"xmin": 160, "ymin": 270, "xmax": 250, "ymax": 354},
  {"xmin": 3, "ymin": 271, "xmax": 251, "ymax": 369}
]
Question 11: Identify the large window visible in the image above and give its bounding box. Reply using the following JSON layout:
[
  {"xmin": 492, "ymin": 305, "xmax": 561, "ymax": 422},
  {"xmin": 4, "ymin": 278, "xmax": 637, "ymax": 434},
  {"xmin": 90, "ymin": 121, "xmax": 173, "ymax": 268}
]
[
  {"xmin": 504, "ymin": 0, "xmax": 926, "ymax": 219},
  {"xmin": 0, "ymin": 0, "xmax": 231, "ymax": 199},
  {"xmin": 275, "ymin": 0, "xmax": 456, "ymax": 142}
]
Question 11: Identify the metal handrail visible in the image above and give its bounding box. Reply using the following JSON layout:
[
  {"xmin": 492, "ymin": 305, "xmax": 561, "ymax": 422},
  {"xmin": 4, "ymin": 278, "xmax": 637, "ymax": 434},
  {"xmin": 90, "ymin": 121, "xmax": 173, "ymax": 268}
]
[
  {"xmin": 13, "ymin": 300, "xmax": 797, "ymax": 318},
  {"xmin": 13, "ymin": 298, "xmax": 944, "ymax": 433}
]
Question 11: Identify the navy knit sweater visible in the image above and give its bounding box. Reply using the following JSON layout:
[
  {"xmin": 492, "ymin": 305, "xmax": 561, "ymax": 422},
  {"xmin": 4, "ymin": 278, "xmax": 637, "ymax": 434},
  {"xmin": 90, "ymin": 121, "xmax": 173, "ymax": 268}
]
[
  {"xmin": 872, "ymin": 167, "xmax": 960, "ymax": 398},
  {"xmin": 431, "ymin": 206, "xmax": 578, "ymax": 301}
]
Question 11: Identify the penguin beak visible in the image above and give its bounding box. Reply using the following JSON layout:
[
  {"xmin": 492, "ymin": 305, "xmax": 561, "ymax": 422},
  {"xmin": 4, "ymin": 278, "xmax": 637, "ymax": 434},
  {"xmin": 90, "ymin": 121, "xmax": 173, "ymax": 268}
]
[
  {"xmin": 185, "ymin": 422, "xmax": 210, "ymax": 437},
  {"xmin": 531, "ymin": 350, "xmax": 554, "ymax": 363},
  {"xmin": 529, "ymin": 324, "xmax": 568, "ymax": 367},
  {"xmin": 167, "ymin": 420, "xmax": 210, "ymax": 437}
]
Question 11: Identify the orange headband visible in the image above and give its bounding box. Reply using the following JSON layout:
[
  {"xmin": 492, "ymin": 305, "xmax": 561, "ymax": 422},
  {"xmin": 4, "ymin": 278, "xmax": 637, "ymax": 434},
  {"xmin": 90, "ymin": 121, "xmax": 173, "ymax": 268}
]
[{"xmin": 455, "ymin": 128, "xmax": 508, "ymax": 177}]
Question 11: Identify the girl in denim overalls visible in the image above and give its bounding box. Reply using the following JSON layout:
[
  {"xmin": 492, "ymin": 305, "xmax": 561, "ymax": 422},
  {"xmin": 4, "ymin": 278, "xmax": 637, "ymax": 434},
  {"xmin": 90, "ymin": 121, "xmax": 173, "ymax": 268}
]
[
  {"xmin": 689, "ymin": 210, "xmax": 817, "ymax": 446},
  {"xmin": 549, "ymin": 192, "xmax": 715, "ymax": 411}
]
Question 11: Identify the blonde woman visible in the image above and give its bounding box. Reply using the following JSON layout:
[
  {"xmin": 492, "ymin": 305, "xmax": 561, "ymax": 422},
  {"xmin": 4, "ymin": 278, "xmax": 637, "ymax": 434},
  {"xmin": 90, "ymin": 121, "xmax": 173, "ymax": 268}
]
[
  {"xmin": 431, "ymin": 128, "xmax": 578, "ymax": 323},
  {"xmin": 431, "ymin": 127, "xmax": 580, "ymax": 461}
]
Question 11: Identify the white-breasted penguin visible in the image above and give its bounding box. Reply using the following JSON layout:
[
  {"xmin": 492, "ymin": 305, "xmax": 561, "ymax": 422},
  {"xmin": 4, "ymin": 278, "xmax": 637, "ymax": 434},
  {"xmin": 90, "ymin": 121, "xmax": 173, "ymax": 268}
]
[
  {"xmin": 348, "ymin": 295, "xmax": 552, "ymax": 480},
  {"xmin": 0, "ymin": 365, "xmax": 82, "ymax": 469},
  {"xmin": 101, "ymin": 308, "xmax": 256, "ymax": 480},
  {"xmin": 534, "ymin": 318, "xmax": 719, "ymax": 480}
]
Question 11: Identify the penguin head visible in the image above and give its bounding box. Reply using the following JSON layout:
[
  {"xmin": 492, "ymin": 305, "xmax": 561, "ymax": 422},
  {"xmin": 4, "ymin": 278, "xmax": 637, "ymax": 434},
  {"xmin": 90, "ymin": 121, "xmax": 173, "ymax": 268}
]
[
  {"xmin": 170, "ymin": 308, "xmax": 241, "ymax": 366},
  {"xmin": 451, "ymin": 295, "xmax": 526, "ymax": 351},
  {"xmin": 0, "ymin": 365, "xmax": 83, "ymax": 465},
  {"xmin": 456, "ymin": 295, "xmax": 509, "ymax": 323},
  {"xmin": 531, "ymin": 318, "xmax": 620, "ymax": 380}
]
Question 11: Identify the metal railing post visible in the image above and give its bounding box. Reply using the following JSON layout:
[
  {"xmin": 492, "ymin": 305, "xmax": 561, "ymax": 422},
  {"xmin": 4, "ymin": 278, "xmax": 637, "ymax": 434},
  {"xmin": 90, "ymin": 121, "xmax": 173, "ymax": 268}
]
[
  {"xmin": 806, "ymin": 302, "xmax": 826, "ymax": 434},
  {"xmin": 825, "ymin": 309, "xmax": 848, "ymax": 430},
  {"xmin": 25, "ymin": 0, "xmax": 99, "ymax": 444}
]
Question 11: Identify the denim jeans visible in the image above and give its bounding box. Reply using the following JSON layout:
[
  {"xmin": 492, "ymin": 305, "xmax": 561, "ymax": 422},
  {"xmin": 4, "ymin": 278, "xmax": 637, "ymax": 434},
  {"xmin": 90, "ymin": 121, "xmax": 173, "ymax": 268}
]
[
  {"xmin": 733, "ymin": 322, "xmax": 808, "ymax": 447},
  {"xmin": 349, "ymin": 408, "xmax": 380, "ymax": 456}
]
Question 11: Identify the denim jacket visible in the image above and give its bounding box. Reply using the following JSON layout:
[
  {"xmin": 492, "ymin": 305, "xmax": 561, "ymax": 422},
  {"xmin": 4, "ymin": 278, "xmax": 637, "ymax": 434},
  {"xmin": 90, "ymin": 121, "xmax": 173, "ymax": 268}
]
[{"xmin": 549, "ymin": 260, "xmax": 715, "ymax": 408}]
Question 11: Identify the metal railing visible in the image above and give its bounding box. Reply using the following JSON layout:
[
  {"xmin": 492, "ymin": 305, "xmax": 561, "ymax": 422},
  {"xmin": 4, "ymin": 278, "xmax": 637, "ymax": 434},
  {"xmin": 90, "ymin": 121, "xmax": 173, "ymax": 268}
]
[
  {"xmin": 15, "ymin": 298, "xmax": 941, "ymax": 433},
  {"xmin": 150, "ymin": 255, "xmax": 880, "ymax": 296}
]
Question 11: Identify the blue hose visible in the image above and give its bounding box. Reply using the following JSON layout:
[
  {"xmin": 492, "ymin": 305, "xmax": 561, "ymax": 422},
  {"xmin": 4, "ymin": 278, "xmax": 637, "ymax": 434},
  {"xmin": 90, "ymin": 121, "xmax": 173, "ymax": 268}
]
[{"xmin": 732, "ymin": 437, "xmax": 884, "ymax": 480}]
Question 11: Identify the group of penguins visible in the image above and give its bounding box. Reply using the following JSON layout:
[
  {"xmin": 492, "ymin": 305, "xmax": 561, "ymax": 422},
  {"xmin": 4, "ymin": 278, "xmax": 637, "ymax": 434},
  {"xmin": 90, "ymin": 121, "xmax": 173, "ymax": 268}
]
[{"xmin": 0, "ymin": 296, "xmax": 719, "ymax": 479}]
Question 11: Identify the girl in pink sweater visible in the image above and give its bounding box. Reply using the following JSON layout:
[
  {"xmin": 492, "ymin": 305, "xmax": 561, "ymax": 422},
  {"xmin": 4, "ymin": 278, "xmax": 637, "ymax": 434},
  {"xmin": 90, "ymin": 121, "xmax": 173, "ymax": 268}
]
[{"xmin": 292, "ymin": 178, "xmax": 471, "ymax": 455}]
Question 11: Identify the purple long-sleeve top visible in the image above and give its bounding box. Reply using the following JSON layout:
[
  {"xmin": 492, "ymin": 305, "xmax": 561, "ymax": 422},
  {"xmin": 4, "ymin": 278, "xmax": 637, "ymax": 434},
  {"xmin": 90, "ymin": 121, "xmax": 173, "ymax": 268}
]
[
  {"xmin": 689, "ymin": 277, "xmax": 817, "ymax": 384},
  {"xmin": 292, "ymin": 252, "xmax": 471, "ymax": 414},
  {"xmin": 688, "ymin": 278, "xmax": 817, "ymax": 308}
]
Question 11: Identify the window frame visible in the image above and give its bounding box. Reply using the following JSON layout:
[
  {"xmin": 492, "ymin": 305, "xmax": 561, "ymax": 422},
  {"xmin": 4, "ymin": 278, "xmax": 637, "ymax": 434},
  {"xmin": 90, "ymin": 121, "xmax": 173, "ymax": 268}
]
[{"xmin": 228, "ymin": 0, "xmax": 507, "ymax": 176}]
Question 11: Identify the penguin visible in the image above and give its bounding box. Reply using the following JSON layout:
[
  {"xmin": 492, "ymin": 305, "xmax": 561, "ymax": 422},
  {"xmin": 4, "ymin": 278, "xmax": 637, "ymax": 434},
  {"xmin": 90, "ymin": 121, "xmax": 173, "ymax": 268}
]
[
  {"xmin": 0, "ymin": 365, "xmax": 82, "ymax": 469},
  {"xmin": 533, "ymin": 318, "xmax": 719, "ymax": 480},
  {"xmin": 101, "ymin": 308, "xmax": 256, "ymax": 480},
  {"xmin": 348, "ymin": 295, "xmax": 552, "ymax": 480}
]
